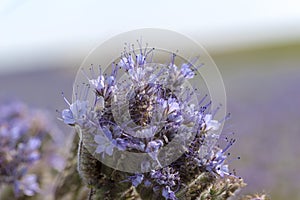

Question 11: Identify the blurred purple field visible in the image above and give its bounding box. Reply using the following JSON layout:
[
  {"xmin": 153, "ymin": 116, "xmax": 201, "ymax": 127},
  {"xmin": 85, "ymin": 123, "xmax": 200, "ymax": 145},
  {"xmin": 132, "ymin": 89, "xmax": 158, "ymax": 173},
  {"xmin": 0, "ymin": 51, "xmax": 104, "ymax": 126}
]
[
  {"xmin": 214, "ymin": 43, "xmax": 300, "ymax": 199},
  {"xmin": 0, "ymin": 42, "xmax": 300, "ymax": 199}
]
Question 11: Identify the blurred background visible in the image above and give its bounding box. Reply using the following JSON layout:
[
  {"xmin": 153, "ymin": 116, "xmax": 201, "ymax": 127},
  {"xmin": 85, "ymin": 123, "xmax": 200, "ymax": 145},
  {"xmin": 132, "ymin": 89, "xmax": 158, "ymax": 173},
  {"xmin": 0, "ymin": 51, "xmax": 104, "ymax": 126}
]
[{"xmin": 0, "ymin": 0, "xmax": 299, "ymax": 199}]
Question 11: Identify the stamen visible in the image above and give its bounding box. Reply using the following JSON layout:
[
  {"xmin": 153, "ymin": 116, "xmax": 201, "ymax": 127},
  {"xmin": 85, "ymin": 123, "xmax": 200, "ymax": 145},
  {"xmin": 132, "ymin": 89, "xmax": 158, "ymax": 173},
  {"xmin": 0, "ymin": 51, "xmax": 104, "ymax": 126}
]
[
  {"xmin": 61, "ymin": 92, "xmax": 70, "ymax": 106},
  {"xmin": 170, "ymin": 53, "xmax": 176, "ymax": 66},
  {"xmin": 198, "ymin": 94, "xmax": 208, "ymax": 107},
  {"xmin": 90, "ymin": 64, "xmax": 96, "ymax": 79},
  {"xmin": 222, "ymin": 138, "xmax": 236, "ymax": 153},
  {"xmin": 220, "ymin": 113, "xmax": 231, "ymax": 123},
  {"xmin": 137, "ymin": 38, "xmax": 143, "ymax": 55},
  {"xmin": 211, "ymin": 104, "xmax": 222, "ymax": 118},
  {"xmin": 81, "ymin": 68, "xmax": 90, "ymax": 81},
  {"xmin": 143, "ymin": 42, "xmax": 148, "ymax": 56}
]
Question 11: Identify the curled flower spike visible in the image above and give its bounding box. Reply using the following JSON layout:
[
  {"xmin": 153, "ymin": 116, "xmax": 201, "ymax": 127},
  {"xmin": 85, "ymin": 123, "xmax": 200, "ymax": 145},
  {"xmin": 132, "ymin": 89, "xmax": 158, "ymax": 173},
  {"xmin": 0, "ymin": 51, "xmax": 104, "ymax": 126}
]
[{"xmin": 58, "ymin": 31, "xmax": 260, "ymax": 199}]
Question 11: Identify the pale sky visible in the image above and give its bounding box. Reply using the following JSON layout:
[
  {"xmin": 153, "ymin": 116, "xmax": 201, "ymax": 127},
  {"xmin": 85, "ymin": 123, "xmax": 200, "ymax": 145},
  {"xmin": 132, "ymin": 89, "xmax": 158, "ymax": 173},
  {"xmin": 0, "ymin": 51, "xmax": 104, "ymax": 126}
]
[{"xmin": 1, "ymin": 0, "xmax": 300, "ymax": 73}]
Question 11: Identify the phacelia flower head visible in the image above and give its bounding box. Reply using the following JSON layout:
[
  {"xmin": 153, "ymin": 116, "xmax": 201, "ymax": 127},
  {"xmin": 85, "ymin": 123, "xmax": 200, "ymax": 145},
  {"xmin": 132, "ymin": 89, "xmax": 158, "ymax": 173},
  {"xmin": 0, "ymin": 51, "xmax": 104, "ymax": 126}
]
[{"xmin": 60, "ymin": 29, "xmax": 244, "ymax": 200}]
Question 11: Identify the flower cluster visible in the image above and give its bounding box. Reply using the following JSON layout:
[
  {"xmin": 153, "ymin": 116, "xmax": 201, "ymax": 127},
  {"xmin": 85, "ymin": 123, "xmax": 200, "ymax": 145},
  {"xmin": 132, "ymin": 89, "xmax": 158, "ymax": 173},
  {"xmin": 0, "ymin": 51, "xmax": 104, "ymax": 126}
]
[
  {"xmin": 61, "ymin": 42, "xmax": 243, "ymax": 199},
  {"xmin": 0, "ymin": 102, "xmax": 43, "ymax": 196},
  {"xmin": 0, "ymin": 101, "xmax": 64, "ymax": 198},
  {"xmin": 150, "ymin": 167, "xmax": 180, "ymax": 199}
]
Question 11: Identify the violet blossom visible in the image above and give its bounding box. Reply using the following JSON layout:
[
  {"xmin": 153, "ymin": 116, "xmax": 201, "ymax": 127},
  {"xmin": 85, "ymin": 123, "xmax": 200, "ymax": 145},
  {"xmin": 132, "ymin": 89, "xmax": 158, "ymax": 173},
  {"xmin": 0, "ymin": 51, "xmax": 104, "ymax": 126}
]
[{"xmin": 60, "ymin": 39, "xmax": 254, "ymax": 200}]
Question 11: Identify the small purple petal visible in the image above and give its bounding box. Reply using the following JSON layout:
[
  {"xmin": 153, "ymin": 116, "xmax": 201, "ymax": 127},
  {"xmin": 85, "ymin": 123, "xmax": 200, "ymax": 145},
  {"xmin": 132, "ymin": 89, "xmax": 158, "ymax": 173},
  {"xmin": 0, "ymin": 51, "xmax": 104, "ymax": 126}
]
[
  {"xmin": 96, "ymin": 145, "xmax": 106, "ymax": 154},
  {"xmin": 105, "ymin": 145, "xmax": 114, "ymax": 156},
  {"xmin": 61, "ymin": 109, "xmax": 75, "ymax": 125}
]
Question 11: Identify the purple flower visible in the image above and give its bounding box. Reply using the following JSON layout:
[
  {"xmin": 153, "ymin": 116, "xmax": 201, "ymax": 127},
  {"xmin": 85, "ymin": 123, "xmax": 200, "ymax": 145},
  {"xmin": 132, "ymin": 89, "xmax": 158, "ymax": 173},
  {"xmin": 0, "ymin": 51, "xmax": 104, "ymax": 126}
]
[
  {"xmin": 163, "ymin": 98, "xmax": 180, "ymax": 114},
  {"xmin": 94, "ymin": 127, "xmax": 115, "ymax": 157},
  {"xmin": 146, "ymin": 140, "xmax": 164, "ymax": 165},
  {"xmin": 205, "ymin": 149, "xmax": 228, "ymax": 177},
  {"xmin": 162, "ymin": 186, "xmax": 177, "ymax": 200},
  {"xmin": 16, "ymin": 174, "xmax": 40, "ymax": 196},
  {"xmin": 204, "ymin": 138, "xmax": 236, "ymax": 178},
  {"xmin": 61, "ymin": 99, "xmax": 88, "ymax": 126},
  {"xmin": 215, "ymin": 163, "xmax": 229, "ymax": 177},
  {"xmin": 202, "ymin": 114, "xmax": 221, "ymax": 131},
  {"xmin": 61, "ymin": 39, "xmax": 241, "ymax": 199},
  {"xmin": 150, "ymin": 167, "xmax": 180, "ymax": 188},
  {"xmin": 89, "ymin": 75, "xmax": 105, "ymax": 91},
  {"xmin": 136, "ymin": 54, "xmax": 146, "ymax": 65},
  {"xmin": 119, "ymin": 55, "xmax": 135, "ymax": 71},
  {"xmin": 106, "ymin": 75, "xmax": 115, "ymax": 86},
  {"xmin": 27, "ymin": 138, "xmax": 42, "ymax": 150},
  {"xmin": 150, "ymin": 167, "xmax": 180, "ymax": 199},
  {"xmin": 0, "ymin": 101, "xmax": 57, "ymax": 197},
  {"xmin": 129, "ymin": 174, "xmax": 144, "ymax": 187},
  {"xmin": 61, "ymin": 109, "xmax": 75, "ymax": 125},
  {"xmin": 180, "ymin": 63, "xmax": 194, "ymax": 79}
]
